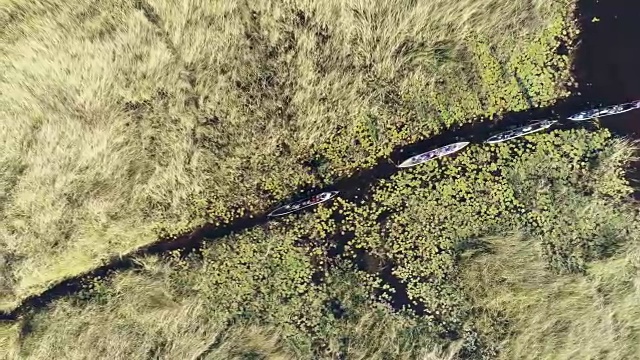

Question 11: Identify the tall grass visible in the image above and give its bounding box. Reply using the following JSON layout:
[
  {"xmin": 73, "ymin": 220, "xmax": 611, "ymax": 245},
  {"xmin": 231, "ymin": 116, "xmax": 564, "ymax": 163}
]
[
  {"xmin": 2, "ymin": 130, "xmax": 638, "ymax": 359},
  {"xmin": 457, "ymin": 138, "xmax": 640, "ymax": 360},
  {"xmin": 0, "ymin": 0, "xmax": 576, "ymax": 311},
  {"xmin": 461, "ymin": 232, "xmax": 640, "ymax": 360},
  {"xmin": 1, "ymin": 234, "xmax": 461, "ymax": 360}
]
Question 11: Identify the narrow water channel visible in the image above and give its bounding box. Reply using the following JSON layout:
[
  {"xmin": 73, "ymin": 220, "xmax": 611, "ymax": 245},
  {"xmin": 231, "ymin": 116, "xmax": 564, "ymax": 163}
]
[
  {"xmin": 2, "ymin": 0, "xmax": 640, "ymax": 321},
  {"xmin": 575, "ymin": 0, "xmax": 640, "ymax": 137},
  {"xmin": 574, "ymin": 0, "xmax": 640, "ymax": 191}
]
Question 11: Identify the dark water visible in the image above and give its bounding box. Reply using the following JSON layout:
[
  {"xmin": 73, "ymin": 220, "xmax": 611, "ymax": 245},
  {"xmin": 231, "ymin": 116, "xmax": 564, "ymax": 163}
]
[
  {"xmin": 574, "ymin": 0, "xmax": 640, "ymax": 190},
  {"xmin": 574, "ymin": 0, "xmax": 640, "ymax": 136},
  {"xmin": 3, "ymin": 0, "xmax": 640, "ymax": 321}
]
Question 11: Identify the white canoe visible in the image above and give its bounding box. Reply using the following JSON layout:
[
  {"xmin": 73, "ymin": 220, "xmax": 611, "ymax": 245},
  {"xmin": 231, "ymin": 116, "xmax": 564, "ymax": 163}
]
[
  {"xmin": 485, "ymin": 119, "xmax": 557, "ymax": 144},
  {"xmin": 568, "ymin": 100, "xmax": 640, "ymax": 121},
  {"xmin": 397, "ymin": 141, "xmax": 470, "ymax": 168},
  {"xmin": 268, "ymin": 191, "xmax": 340, "ymax": 217}
]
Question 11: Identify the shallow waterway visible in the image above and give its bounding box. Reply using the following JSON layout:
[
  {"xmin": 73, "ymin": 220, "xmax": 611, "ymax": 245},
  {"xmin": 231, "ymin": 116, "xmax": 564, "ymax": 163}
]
[{"xmin": 2, "ymin": 0, "xmax": 640, "ymax": 321}]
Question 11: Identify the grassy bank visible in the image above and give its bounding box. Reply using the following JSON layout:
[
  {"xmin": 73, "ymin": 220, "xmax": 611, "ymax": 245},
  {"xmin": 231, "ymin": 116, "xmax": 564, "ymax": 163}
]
[
  {"xmin": 0, "ymin": 0, "xmax": 577, "ymax": 310},
  {"xmin": 461, "ymin": 233, "xmax": 640, "ymax": 360},
  {"xmin": 3, "ymin": 127, "xmax": 638, "ymax": 359},
  {"xmin": 0, "ymin": 219, "xmax": 462, "ymax": 360}
]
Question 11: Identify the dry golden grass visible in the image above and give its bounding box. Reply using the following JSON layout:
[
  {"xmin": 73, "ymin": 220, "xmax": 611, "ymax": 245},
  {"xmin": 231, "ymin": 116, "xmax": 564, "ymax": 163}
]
[
  {"xmin": 0, "ymin": 0, "xmax": 575, "ymax": 311},
  {"xmin": 0, "ymin": 321, "xmax": 20, "ymax": 360},
  {"xmin": 461, "ymin": 230, "xmax": 640, "ymax": 360},
  {"xmin": 457, "ymin": 140, "xmax": 640, "ymax": 359},
  {"xmin": 0, "ymin": 241, "xmax": 461, "ymax": 360}
]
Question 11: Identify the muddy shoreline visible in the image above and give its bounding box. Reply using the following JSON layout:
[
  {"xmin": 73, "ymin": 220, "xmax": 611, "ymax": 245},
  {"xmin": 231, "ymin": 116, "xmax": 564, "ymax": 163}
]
[{"xmin": 2, "ymin": 0, "xmax": 640, "ymax": 321}]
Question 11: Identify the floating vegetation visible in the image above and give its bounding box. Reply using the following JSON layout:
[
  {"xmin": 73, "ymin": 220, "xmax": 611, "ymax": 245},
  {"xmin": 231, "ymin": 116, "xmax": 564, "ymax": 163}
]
[
  {"xmin": 568, "ymin": 100, "xmax": 640, "ymax": 121},
  {"xmin": 332, "ymin": 127, "xmax": 638, "ymax": 337},
  {"xmin": 0, "ymin": 0, "xmax": 586, "ymax": 311}
]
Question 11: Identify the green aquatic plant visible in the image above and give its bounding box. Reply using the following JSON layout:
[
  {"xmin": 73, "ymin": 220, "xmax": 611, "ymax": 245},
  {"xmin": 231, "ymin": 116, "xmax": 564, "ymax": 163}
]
[
  {"xmin": 0, "ymin": 0, "xmax": 580, "ymax": 311},
  {"xmin": 329, "ymin": 127, "xmax": 639, "ymax": 353}
]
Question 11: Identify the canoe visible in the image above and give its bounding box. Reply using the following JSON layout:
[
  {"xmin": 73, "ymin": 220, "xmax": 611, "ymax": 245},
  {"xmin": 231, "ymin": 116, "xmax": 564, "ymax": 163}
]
[
  {"xmin": 485, "ymin": 119, "xmax": 557, "ymax": 144},
  {"xmin": 568, "ymin": 100, "xmax": 640, "ymax": 121},
  {"xmin": 267, "ymin": 191, "xmax": 340, "ymax": 217},
  {"xmin": 397, "ymin": 141, "xmax": 470, "ymax": 168}
]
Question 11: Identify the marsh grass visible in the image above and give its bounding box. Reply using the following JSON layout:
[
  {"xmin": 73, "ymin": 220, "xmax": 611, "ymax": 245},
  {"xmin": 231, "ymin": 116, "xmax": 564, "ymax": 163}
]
[
  {"xmin": 457, "ymin": 138, "xmax": 640, "ymax": 359},
  {"xmin": 0, "ymin": 321, "xmax": 20, "ymax": 360},
  {"xmin": 461, "ymin": 233, "xmax": 640, "ymax": 360},
  {"xmin": 0, "ymin": 0, "xmax": 577, "ymax": 311},
  {"xmin": 3, "ymin": 129, "xmax": 639, "ymax": 359},
  {"xmin": 3, "ymin": 225, "xmax": 461, "ymax": 360},
  {"xmin": 329, "ymin": 128, "xmax": 640, "ymax": 357}
]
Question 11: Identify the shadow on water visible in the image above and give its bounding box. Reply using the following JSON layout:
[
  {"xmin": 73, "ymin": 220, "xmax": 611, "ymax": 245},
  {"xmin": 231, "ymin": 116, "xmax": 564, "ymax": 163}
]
[{"xmin": 3, "ymin": 0, "xmax": 640, "ymax": 322}]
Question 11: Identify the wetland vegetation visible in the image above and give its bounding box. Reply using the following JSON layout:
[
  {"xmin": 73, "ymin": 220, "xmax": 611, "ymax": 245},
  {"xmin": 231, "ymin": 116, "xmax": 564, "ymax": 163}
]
[{"xmin": 2, "ymin": 0, "xmax": 640, "ymax": 359}]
